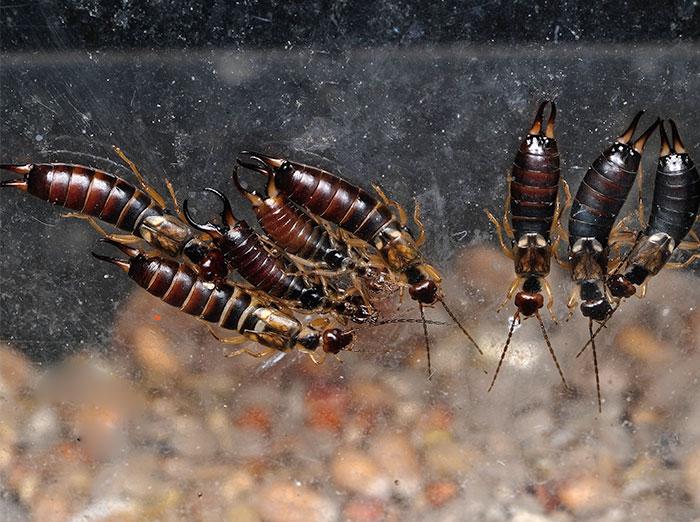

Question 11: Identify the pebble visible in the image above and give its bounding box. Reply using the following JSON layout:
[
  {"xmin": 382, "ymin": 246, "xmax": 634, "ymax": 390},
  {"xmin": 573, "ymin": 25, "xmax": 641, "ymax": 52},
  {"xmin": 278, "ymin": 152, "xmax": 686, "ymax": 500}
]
[
  {"xmin": 424, "ymin": 480, "xmax": 459, "ymax": 507},
  {"xmin": 255, "ymin": 480, "xmax": 337, "ymax": 522},
  {"xmin": 614, "ymin": 325, "xmax": 670, "ymax": 363},
  {"xmin": 370, "ymin": 432, "xmax": 421, "ymax": 497},
  {"xmin": 331, "ymin": 447, "xmax": 391, "ymax": 498}
]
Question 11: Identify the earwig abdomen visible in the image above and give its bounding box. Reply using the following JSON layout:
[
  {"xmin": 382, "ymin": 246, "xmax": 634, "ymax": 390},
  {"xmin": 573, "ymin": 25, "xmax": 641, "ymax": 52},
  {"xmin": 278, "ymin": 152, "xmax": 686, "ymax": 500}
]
[
  {"xmin": 275, "ymin": 162, "xmax": 395, "ymax": 243},
  {"xmin": 20, "ymin": 164, "xmax": 161, "ymax": 233},
  {"xmin": 647, "ymin": 150, "xmax": 700, "ymax": 244},
  {"xmin": 255, "ymin": 197, "xmax": 349, "ymax": 269},
  {"xmin": 510, "ymin": 133, "xmax": 560, "ymax": 240},
  {"xmin": 569, "ymin": 144, "xmax": 643, "ymax": 246}
]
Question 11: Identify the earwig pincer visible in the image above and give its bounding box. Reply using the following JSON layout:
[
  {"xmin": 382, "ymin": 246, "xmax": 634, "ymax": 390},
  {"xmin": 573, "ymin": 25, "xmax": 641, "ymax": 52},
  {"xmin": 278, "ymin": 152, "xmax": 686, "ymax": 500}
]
[
  {"xmin": 577, "ymin": 119, "xmax": 700, "ymax": 358},
  {"xmin": 182, "ymin": 188, "xmax": 376, "ymax": 324},
  {"xmin": 567, "ymin": 111, "xmax": 659, "ymax": 411},
  {"xmin": 0, "ymin": 159, "xmax": 227, "ymax": 280},
  {"xmin": 236, "ymin": 151, "xmax": 482, "ymax": 376},
  {"xmin": 485, "ymin": 101, "xmax": 568, "ymax": 391},
  {"xmin": 93, "ymin": 240, "xmax": 441, "ymax": 360}
]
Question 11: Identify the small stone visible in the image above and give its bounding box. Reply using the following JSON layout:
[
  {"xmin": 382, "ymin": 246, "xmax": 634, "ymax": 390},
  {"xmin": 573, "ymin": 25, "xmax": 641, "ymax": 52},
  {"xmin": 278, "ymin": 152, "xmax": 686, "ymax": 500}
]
[
  {"xmin": 331, "ymin": 447, "xmax": 390, "ymax": 498},
  {"xmin": 683, "ymin": 447, "xmax": 700, "ymax": 506},
  {"xmin": 370, "ymin": 433, "xmax": 421, "ymax": 497},
  {"xmin": 133, "ymin": 326, "xmax": 183, "ymax": 378},
  {"xmin": 614, "ymin": 325, "xmax": 669, "ymax": 363},
  {"xmin": 424, "ymin": 480, "xmax": 459, "ymax": 507},
  {"xmin": 305, "ymin": 384, "xmax": 350, "ymax": 432},
  {"xmin": 342, "ymin": 498, "xmax": 385, "ymax": 522},
  {"xmin": 255, "ymin": 480, "xmax": 337, "ymax": 522},
  {"xmin": 423, "ymin": 433, "xmax": 475, "ymax": 477},
  {"xmin": 557, "ymin": 474, "xmax": 613, "ymax": 513}
]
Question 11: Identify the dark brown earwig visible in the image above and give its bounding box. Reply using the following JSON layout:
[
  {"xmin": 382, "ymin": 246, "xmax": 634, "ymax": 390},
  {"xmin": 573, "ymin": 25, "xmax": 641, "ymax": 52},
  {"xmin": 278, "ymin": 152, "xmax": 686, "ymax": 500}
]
[{"xmin": 485, "ymin": 101, "xmax": 568, "ymax": 392}]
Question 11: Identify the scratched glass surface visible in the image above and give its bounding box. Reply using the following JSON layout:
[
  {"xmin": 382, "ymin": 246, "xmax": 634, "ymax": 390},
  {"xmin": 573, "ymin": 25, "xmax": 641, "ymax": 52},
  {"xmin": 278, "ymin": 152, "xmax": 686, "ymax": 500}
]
[{"xmin": 1, "ymin": 3, "xmax": 699, "ymax": 521}]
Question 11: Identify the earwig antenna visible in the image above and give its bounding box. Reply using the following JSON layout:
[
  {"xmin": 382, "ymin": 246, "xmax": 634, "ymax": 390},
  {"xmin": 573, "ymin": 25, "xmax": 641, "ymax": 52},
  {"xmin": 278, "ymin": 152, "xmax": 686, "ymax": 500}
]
[
  {"xmin": 488, "ymin": 311, "xmax": 519, "ymax": 392},
  {"xmin": 345, "ymin": 318, "xmax": 447, "ymax": 335},
  {"xmin": 535, "ymin": 311, "xmax": 568, "ymax": 389},
  {"xmin": 439, "ymin": 298, "xmax": 483, "ymax": 355},
  {"xmin": 575, "ymin": 301, "xmax": 620, "ymax": 358},
  {"xmin": 589, "ymin": 318, "xmax": 602, "ymax": 413},
  {"xmin": 420, "ymin": 303, "xmax": 433, "ymax": 380}
]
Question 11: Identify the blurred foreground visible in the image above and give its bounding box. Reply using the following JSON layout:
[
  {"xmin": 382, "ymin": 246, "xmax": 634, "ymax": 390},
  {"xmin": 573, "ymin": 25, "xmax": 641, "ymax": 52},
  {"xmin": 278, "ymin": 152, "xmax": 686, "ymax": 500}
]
[{"xmin": 0, "ymin": 245, "xmax": 699, "ymax": 521}]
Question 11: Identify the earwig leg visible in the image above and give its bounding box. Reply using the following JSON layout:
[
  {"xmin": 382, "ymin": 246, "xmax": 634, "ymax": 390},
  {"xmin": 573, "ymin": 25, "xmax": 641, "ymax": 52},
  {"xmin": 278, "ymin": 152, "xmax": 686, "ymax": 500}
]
[
  {"xmin": 207, "ymin": 326, "xmax": 248, "ymax": 345},
  {"xmin": 666, "ymin": 253, "xmax": 700, "ymax": 269},
  {"xmin": 113, "ymin": 146, "xmax": 168, "ymax": 209},
  {"xmin": 636, "ymin": 281, "xmax": 649, "ymax": 299},
  {"xmin": 636, "ymin": 165, "xmax": 645, "ymax": 227},
  {"xmin": 542, "ymin": 278, "xmax": 558, "ymax": 324},
  {"xmin": 305, "ymin": 350, "xmax": 327, "ymax": 365},
  {"xmin": 497, "ymin": 277, "xmax": 521, "ymax": 313},
  {"xmin": 413, "ymin": 199, "xmax": 426, "ymax": 247},
  {"xmin": 484, "ymin": 209, "xmax": 514, "ymax": 259},
  {"xmin": 566, "ymin": 286, "xmax": 579, "ymax": 321},
  {"xmin": 226, "ymin": 347, "xmax": 276, "ymax": 359},
  {"xmin": 502, "ymin": 177, "xmax": 515, "ymax": 239},
  {"xmin": 556, "ymin": 179, "xmax": 572, "ymax": 244},
  {"xmin": 372, "ymin": 184, "xmax": 408, "ymax": 227},
  {"xmin": 351, "ymin": 273, "xmax": 373, "ymax": 306},
  {"xmin": 62, "ymin": 213, "xmax": 142, "ymax": 243},
  {"xmin": 164, "ymin": 178, "xmax": 184, "ymax": 220}
]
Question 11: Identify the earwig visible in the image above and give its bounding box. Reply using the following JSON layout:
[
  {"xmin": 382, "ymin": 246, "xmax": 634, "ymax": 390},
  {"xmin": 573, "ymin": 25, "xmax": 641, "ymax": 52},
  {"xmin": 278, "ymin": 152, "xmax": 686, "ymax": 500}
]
[
  {"xmin": 567, "ymin": 111, "xmax": 659, "ymax": 323},
  {"xmin": 567, "ymin": 111, "xmax": 659, "ymax": 412},
  {"xmin": 578, "ymin": 119, "xmax": 700, "ymax": 359},
  {"xmin": 233, "ymin": 165, "xmax": 356, "ymax": 271},
  {"xmin": 183, "ymin": 188, "xmax": 377, "ymax": 323},
  {"xmin": 233, "ymin": 164, "xmax": 393, "ymax": 306},
  {"xmin": 236, "ymin": 151, "xmax": 483, "ymax": 376},
  {"xmin": 93, "ymin": 240, "xmax": 440, "ymax": 359},
  {"xmin": 607, "ymin": 119, "xmax": 700, "ymax": 297},
  {"xmin": 0, "ymin": 162, "xmax": 227, "ymax": 280},
  {"xmin": 485, "ymin": 101, "xmax": 568, "ymax": 391}
]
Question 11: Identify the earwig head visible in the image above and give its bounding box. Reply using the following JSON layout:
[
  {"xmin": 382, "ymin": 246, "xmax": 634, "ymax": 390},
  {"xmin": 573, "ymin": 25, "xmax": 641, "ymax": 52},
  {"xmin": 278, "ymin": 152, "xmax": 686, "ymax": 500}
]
[
  {"xmin": 579, "ymin": 280, "xmax": 613, "ymax": 321},
  {"xmin": 182, "ymin": 239, "xmax": 227, "ymax": 281},
  {"xmin": 322, "ymin": 328, "xmax": 354, "ymax": 354},
  {"xmin": 299, "ymin": 286, "xmax": 326, "ymax": 309},
  {"xmin": 513, "ymin": 276, "xmax": 544, "ymax": 317},
  {"xmin": 405, "ymin": 265, "xmax": 439, "ymax": 304},
  {"xmin": 606, "ymin": 274, "xmax": 636, "ymax": 299}
]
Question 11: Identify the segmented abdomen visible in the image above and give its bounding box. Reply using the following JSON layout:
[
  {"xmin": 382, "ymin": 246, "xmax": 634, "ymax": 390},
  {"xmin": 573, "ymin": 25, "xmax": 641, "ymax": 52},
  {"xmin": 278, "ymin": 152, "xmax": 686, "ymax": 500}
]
[
  {"xmin": 255, "ymin": 197, "xmax": 348, "ymax": 267},
  {"xmin": 128, "ymin": 255, "xmax": 292, "ymax": 336},
  {"xmin": 222, "ymin": 221, "xmax": 309, "ymax": 302},
  {"xmin": 647, "ymin": 155, "xmax": 700, "ymax": 243},
  {"xmin": 277, "ymin": 163, "xmax": 395, "ymax": 244},
  {"xmin": 569, "ymin": 144, "xmax": 641, "ymax": 246},
  {"xmin": 510, "ymin": 145, "xmax": 560, "ymax": 240},
  {"xmin": 25, "ymin": 163, "xmax": 161, "ymax": 233}
]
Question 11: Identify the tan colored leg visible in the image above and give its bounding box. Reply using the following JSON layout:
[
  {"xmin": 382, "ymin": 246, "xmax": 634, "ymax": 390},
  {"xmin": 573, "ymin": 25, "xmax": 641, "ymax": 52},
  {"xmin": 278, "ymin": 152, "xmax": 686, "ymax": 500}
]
[
  {"xmin": 373, "ymin": 183, "xmax": 408, "ymax": 227},
  {"xmin": 226, "ymin": 347, "xmax": 275, "ymax": 359},
  {"xmin": 542, "ymin": 278, "xmax": 557, "ymax": 323},
  {"xmin": 62, "ymin": 213, "xmax": 142, "ymax": 243},
  {"xmin": 666, "ymin": 253, "xmax": 700, "ymax": 269},
  {"xmin": 557, "ymin": 179, "xmax": 572, "ymax": 243},
  {"xmin": 636, "ymin": 164, "xmax": 645, "ymax": 227},
  {"xmin": 484, "ymin": 209, "xmax": 514, "ymax": 259},
  {"xmin": 497, "ymin": 277, "xmax": 521, "ymax": 312},
  {"xmin": 413, "ymin": 200, "xmax": 426, "ymax": 247},
  {"xmin": 113, "ymin": 146, "xmax": 168, "ymax": 209},
  {"xmin": 566, "ymin": 285, "xmax": 579, "ymax": 321},
  {"xmin": 164, "ymin": 178, "xmax": 184, "ymax": 220},
  {"xmin": 501, "ymin": 176, "xmax": 515, "ymax": 239}
]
